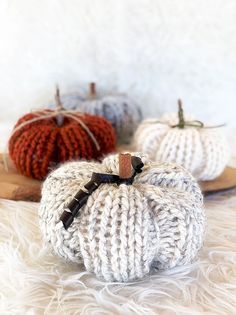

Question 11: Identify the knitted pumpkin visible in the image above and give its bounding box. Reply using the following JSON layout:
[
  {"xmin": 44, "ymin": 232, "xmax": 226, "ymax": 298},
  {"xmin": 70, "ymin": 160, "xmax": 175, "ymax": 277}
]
[
  {"xmin": 39, "ymin": 152, "xmax": 205, "ymax": 282},
  {"xmin": 9, "ymin": 88, "xmax": 116, "ymax": 180},
  {"xmin": 47, "ymin": 91, "xmax": 84, "ymax": 110},
  {"xmin": 134, "ymin": 100, "xmax": 230, "ymax": 181},
  {"xmin": 79, "ymin": 83, "xmax": 142, "ymax": 144}
]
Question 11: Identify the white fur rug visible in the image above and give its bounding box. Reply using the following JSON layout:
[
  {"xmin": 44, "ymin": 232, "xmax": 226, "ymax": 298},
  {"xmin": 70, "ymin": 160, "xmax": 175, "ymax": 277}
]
[{"xmin": 0, "ymin": 191, "xmax": 236, "ymax": 315}]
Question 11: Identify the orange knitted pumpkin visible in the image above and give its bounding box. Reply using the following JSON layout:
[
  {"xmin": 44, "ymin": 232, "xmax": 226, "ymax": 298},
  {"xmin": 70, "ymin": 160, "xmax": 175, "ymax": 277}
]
[{"xmin": 9, "ymin": 88, "xmax": 116, "ymax": 180}]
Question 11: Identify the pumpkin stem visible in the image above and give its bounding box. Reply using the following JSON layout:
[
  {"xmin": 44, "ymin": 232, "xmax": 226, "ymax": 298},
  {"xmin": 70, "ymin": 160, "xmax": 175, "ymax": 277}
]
[
  {"xmin": 119, "ymin": 153, "xmax": 132, "ymax": 178},
  {"xmin": 177, "ymin": 99, "xmax": 185, "ymax": 129},
  {"xmin": 55, "ymin": 85, "xmax": 64, "ymax": 110},
  {"xmin": 55, "ymin": 85, "xmax": 64, "ymax": 126},
  {"xmin": 89, "ymin": 82, "xmax": 97, "ymax": 98}
]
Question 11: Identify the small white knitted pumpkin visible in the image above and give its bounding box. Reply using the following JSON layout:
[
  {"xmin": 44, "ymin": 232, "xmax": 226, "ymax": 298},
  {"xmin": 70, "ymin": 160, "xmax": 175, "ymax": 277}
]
[
  {"xmin": 39, "ymin": 152, "xmax": 205, "ymax": 282},
  {"xmin": 79, "ymin": 83, "xmax": 142, "ymax": 144},
  {"xmin": 134, "ymin": 100, "xmax": 230, "ymax": 181}
]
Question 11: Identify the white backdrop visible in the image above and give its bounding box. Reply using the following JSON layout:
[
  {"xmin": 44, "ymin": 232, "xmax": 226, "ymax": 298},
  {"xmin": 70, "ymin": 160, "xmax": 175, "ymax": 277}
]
[{"xmin": 0, "ymin": 0, "xmax": 236, "ymax": 142}]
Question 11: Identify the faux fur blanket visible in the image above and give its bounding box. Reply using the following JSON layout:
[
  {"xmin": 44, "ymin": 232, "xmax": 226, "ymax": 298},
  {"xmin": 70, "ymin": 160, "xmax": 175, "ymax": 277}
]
[{"xmin": 0, "ymin": 191, "xmax": 236, "ymax": 314}]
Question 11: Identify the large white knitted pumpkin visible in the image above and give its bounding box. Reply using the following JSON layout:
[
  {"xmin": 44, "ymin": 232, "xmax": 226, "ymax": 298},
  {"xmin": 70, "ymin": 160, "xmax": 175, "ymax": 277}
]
[
  {"xmin": 39, "ymin": 152, "xmax": 205, "ymax": 282},
  {"xmin": 134, "ymin": 101, "xmax": 230, "ymax": 181},
  {"xmin": 79, "ymin": 83, "xmax": 142, "ymax": 144}
]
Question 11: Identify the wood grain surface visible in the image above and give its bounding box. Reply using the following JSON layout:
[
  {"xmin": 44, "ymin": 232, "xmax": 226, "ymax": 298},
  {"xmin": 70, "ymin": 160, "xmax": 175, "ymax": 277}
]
[
  {"xmin": 0, "ymin": 154, "xmax": 41, "ymax": 202},
  {"xmin": 0, "ymin": 152, "xmax": 236, "ymax": 202},
  {"xmin": 199, "ymin": 166, "xmax": 236, "ymax": 194}
]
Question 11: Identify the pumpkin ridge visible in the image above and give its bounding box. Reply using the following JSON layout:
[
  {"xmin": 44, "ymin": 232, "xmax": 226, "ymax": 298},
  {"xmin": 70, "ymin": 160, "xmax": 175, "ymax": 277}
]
[
  {"xmin": 39, "ymin": 153, "xmax": 205, "ymax": 282},
  {"xmin": 36, "ymin": 128, "xmax": 59, "ymax": 179},
  {"xmin": 135, "ymin": 109, "xmax": 229, "ymax": 180},
  {"xmin": 9, "ymin": 108, "xmax": 116, "ymax": 179}
]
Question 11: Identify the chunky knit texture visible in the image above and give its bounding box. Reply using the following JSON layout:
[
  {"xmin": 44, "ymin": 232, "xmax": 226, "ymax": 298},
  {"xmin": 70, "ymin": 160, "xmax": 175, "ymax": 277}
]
[
  {"xmin": 80, "ymin": 93, "xmax": 142, "ymax": 144},
  {"xmin": 9, "ymin": 110, "xmax": 116, "ymax": 180},
  {"xmin": 39, "ymin": 153, "xmax": 205, "ymax": 282},
  {"xmin": 134, "ymin": 113, "xmax": 230, "ymax": 181}
]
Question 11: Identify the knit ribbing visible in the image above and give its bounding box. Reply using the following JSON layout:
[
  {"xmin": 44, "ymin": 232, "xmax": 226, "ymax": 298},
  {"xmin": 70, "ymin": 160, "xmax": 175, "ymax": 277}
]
[
  {"xmin": 9, "ymin": 111, "xmax": 116, "ymax": 179},
  {"xmin": 80, "ymin": 95, "xmax": 142, "ymax": 144},
  {"xmin": 39, "ymin": 153, "xmax": 205, "ymax": 282},
  {"xmin": 134, "ymin": 113, "xmax": 230, "ymax": 181}
]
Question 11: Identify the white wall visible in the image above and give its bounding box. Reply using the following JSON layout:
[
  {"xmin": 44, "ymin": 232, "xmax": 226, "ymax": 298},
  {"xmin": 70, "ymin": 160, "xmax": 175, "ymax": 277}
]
[{"xmin": 0, "ymin": 0, "xmax": 236, "ymax": 139}]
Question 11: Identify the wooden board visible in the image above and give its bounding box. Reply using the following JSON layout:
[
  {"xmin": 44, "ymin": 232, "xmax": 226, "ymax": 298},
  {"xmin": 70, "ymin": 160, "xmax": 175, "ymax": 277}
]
[
  {"xmin": 0, "ymin": 154, "xmax": 41, "ymax": 202},
  {"xmin": 200, "ymin": 166, "xmax": 236, "ymax": 194},
  {"xmin": 117, "ymin": 146, "xmax": 236, "ymax": 193},
  {"xmin": 1, "ymin": 153, "xmax": 236, "ymax": 202}
]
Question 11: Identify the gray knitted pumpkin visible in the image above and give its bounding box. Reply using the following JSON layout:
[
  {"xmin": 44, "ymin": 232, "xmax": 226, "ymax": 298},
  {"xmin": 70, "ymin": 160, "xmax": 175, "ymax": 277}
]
[
  {"xmin": 47, "ymin": 87, "xmax": 84, "ymax": 110},
  {"xmin": 39, "ymin": 153, "xmax": 205, "ymax": 282},
  {"xmin": 79, "ymin": 83, "xmax": 142, "ymax": 144}
]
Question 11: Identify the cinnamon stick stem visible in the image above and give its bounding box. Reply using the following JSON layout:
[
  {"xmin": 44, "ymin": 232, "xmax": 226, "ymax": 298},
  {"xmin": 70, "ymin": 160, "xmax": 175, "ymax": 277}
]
[
  {"xmin": 89, "ymin": 82, "xmax": 97, "ymax": 97},
  {"xmin": 119, "ymin": 153, "xmax": 132, "ymax": 178}
]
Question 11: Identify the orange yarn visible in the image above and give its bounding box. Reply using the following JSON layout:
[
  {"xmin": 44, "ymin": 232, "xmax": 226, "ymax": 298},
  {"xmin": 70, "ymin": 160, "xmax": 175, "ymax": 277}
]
[{"xmin": 9, "ymin": 110, "xmax": 116, "ymax": 180}]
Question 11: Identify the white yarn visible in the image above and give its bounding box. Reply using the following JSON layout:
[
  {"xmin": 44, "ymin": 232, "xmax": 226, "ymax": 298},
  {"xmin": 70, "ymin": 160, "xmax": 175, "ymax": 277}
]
[
  {"xmin": 39, "ymin": 153, "xmax": 205, "ymax": 282},
  {"xmin": 134, "ymin": 113, "xmax": 230, "ymax": 181},
  {"xmin": 79, "ymin": 94, "xmax": 142, "ymax": 144}
]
